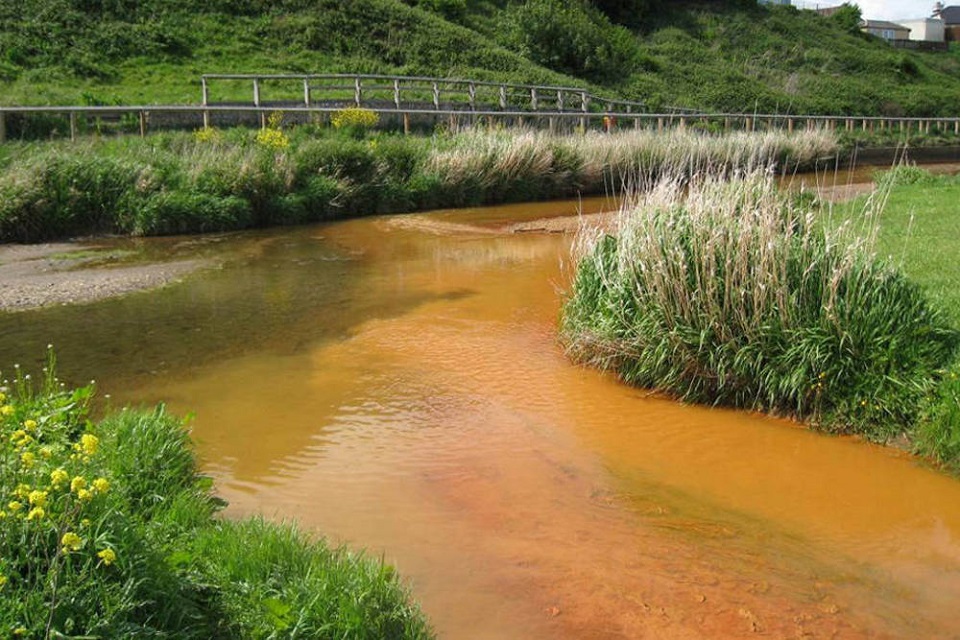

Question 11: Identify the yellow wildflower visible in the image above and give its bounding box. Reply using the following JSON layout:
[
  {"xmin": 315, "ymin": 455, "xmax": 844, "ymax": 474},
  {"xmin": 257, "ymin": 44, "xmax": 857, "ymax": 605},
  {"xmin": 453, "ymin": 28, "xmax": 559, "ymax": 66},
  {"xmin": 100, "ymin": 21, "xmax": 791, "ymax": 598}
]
[
  {"xmin": 28, "ymin": 490, "xmax": 47, "ymax": 508},
  {"xmin": 92, "ymin": 478, "xmax": 109, "ymax": 494},
  {"xmin": 61, "ymin": 531, "xmax": 83, "ymax": 552},
  {"xmin": 50, "ymin": 468, "xmax": 68, "ymax": 488},
  {"xmin": 77, "ymin": 488, "xmax": 93, "ymax": 501},
  {"xmin": 0, "ymin": 511, "xmax": 6, "ymax": 519},
  {"xmin": 97, "ymin": 548, "xmax": 117, "ymax": 566},
  {"xmin": 0, "ymin": 574, "xmax": 7, "ymax": 589},
  {"xmin": 80, "ymin": 434, "xmax": 99, "ymax": 456},
  {"xmin": 13, "ymin": 628, "xmax": 27, "ymax": 637},
  {"xmin": 80, "ymin": 518, "xmax": 91, "ymax": 527},
  {"xmin": 7, "ymin": 501, "xmax": 22, "ymax": 512},
  {"xmin": 14, "ymin": 484, "xmax": 30, "ymax": 499},
  {"xmin": 71, "ymin": 476, "xmax": 87, "ymax": 493},
  {"xmin": 0, "ymin": 405, "xmax": 13, "ymax": 416},
  {"xmin": 20, "ymin": 451, "xmax": 36, "ymax": 468},
  {"xmin": 23, "ymin": 419, "xmax": 37, "ymax": 431},
  {"xmin": 0, "ymin": 391, "xmax": 5, "ymax": 402},
  {"xmin": 26, "ymin": 507, "xmax": 44, "ymax": 521},
  {"xmin": 39, "ymin": 446, "xmax": 53, "ymax": 459}
]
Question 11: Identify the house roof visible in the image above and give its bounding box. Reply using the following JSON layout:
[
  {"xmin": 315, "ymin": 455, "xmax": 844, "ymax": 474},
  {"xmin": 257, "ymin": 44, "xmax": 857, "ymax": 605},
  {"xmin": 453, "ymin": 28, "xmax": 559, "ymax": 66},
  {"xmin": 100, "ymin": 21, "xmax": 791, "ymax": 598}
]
[
  {"xmin": 862, "ymin": 19, "xmax": 911, "ymax": 30},
  {"xmin": 940, "ymin": 6, "xmax": 960, "ymax": 24}
]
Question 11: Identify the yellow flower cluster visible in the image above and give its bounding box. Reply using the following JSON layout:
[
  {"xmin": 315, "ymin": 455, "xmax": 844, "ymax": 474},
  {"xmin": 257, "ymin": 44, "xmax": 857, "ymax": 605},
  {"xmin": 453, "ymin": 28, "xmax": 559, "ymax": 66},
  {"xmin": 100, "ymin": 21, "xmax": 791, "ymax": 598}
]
[
  {"xmin": 255, "ymin": 126, "xmax": 290, "ymax": 151},
  {"xmin": 331, "ymin": 107, "xmax": 379, "ymax": 130},
  {"xmin": 2, "ymin": 385, "xmax": 115, "ymax": 578},
  {"xmin": 193, "ymin": 126, "xmax": 222, "ymax": 144}
]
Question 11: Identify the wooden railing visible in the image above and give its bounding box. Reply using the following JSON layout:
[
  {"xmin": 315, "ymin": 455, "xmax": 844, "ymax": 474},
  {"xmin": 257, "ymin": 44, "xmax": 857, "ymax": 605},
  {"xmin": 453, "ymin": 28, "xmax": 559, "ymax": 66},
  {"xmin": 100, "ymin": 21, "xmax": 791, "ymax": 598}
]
[
  {"xmin": 199, "ymin": 72, "xmax": 668, "ymax": 119},
  {"xmin": 1, "ymin": 72, "xmax": 958, "ymax": 141}
]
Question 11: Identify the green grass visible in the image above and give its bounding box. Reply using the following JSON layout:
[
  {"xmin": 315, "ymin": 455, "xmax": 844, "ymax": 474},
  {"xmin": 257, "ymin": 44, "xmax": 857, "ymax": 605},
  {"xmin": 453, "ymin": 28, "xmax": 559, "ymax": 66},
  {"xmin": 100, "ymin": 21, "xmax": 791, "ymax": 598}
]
[
  {"xmin": 561, "ymin": 169, "xmax": 958, "ymax": 444},
  {"xmin": 867, "ymin": 168, "xmax": 960, "ymax": 323},
  {"xmin": 838, "ymin": 167, "xmax": 960, "ymax": 470},
  {"xmin": 0, "ymin": 125, "xmax": 837, "ymax": 242},
  {"xmin": 1, "ymin": 0, "xmax": 959, "ymax": 117},
  {"xmin": 0, "ymin": 354, "xmax": 433, "ymax": 638}
]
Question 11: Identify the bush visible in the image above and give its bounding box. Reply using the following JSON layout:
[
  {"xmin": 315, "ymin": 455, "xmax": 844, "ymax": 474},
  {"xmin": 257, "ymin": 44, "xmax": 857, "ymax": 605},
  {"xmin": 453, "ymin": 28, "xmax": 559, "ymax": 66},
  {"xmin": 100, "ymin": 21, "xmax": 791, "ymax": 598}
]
[
  {"xmin": 917, "ymin": 363, "xmax": 960, "ymax": 473},
  {"xmin": 496, "ymin": 0, "xmax": 637, "ymax": 83},
  {"xmin": 561, "ymin": 171, "xmax": 958, "ymax": 438},
  {"xmin": 0, "ymin": 357, "xmax": 433, "ymax": 638}
]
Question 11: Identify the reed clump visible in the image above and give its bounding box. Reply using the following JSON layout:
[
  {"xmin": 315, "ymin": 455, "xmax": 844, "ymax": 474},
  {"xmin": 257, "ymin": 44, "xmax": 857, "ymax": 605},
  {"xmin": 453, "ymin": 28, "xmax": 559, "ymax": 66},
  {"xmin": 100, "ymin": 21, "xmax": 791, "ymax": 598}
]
[{"xmin": 561, "ymin": 169, "xmax": 958, "ymax": 439}]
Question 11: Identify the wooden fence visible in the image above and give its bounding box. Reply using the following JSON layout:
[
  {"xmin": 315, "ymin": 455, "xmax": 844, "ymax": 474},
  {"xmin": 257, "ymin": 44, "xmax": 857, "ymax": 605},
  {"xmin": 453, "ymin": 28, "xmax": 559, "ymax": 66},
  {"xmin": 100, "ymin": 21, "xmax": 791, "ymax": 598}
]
[{"xmin": 1, "ymin": 72, "xmax": 958, "ymax": 142}]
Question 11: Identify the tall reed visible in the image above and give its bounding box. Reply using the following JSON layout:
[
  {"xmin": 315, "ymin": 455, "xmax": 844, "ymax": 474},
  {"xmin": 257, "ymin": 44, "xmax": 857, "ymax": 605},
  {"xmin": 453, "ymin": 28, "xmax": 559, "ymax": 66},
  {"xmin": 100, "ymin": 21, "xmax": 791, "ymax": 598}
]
[{"xmin": 562, "ymin": 168, "xmax": 957, "ymax": 438}]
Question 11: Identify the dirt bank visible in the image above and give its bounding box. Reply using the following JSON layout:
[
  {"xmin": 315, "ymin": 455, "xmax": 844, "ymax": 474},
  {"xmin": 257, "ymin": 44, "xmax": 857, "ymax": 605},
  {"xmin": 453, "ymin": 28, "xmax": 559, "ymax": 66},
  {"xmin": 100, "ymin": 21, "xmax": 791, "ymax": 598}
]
[{"xmin": 0, "ymin": 242, "xmax": 209, "ymax": 311}]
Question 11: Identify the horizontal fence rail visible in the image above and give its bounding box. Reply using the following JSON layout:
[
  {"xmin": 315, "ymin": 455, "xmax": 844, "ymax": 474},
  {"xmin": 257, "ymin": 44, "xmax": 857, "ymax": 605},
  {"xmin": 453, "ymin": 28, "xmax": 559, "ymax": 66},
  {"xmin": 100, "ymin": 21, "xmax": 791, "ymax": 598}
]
[{"xmin": 0, "ymin": 72, "xmax": 958, "ymax": 141}]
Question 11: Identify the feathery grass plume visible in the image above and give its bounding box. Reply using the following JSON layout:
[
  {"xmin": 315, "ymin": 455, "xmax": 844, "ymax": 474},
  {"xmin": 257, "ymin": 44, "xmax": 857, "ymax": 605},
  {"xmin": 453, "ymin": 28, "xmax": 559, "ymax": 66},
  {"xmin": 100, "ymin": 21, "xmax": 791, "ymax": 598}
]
[{"xmin": 561, "ymin": 167, "xmax": 957, "ymax": 438}]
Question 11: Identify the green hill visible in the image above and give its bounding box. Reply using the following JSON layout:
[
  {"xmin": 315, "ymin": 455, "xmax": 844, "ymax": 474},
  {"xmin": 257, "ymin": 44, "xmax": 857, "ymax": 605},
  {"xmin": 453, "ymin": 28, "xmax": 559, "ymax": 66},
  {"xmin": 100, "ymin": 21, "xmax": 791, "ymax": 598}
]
[{"xmin": 1, "ymin": 0, "xmax": 958, "ymax": 116}]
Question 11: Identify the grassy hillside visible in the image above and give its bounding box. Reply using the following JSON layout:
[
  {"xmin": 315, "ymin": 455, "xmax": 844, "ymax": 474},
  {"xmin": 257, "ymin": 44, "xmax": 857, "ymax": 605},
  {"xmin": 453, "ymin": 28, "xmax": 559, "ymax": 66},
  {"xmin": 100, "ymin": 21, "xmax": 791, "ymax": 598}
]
[{"xmin": 1, "ymin": 0, "xmax": 959, "ymax": 116}]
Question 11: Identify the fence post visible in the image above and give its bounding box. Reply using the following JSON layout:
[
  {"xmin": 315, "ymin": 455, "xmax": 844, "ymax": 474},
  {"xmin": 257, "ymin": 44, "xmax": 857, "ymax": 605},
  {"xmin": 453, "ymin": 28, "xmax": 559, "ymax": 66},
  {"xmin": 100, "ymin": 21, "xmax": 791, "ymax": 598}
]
[
  {"xmin": 0, "ymin": 111, "xmax": 6, "ymax": 143},
  {"xmin": 403, "ymin": 113, "xmax": 410, "ymax": 136},
  {"xmin": 955, "ymin": 119, "xmax": 959, "ymax": 135},
  {"xmin": 530, "ymin": 88, "xmax": 538, "ymax": 111},
  {"xmin": 70, "ymin": 112, "xmax": 77, "ymax": 141},
  {"xmin": 658, "ymin": 117, "xmax": 664, "ymax": 132},
  {"xmin": 787, "ymin": 118, "xmax": 794, "ymax": 133},
  {"xmin": 202, "ymin": 77, "xmax": 211, "ymax": 129},
  {"xmin": 253, "ymin": 79, "xmax": 261, "ymax": 107},
  {"xmin": 354, "ymin": 77, "xmax": 362, "ymax": 107},
  {"xmin": 499, "ymin": 85, "xmax": 507, "ymax": 110},
  {"xmin": 303, "ymin": 78, "xmax": 310, "ymax": 107},
  {"xmin": 468, "ymin": 82, "xmax": 476, "ymax": 111},
  {"xmin": 433, "ymin": 82, "xmax": 440, "ymax": 110},
  {"xmin": 394, "ymin": 78, "xmax": 401, "ymax": 109},
  {"xmin": 139, "ymin": 110, "xmax": 147, "ymax": 137},
  {"xmin": 580, "ymin": 92, "xmax": 589, "ymax": 131}
]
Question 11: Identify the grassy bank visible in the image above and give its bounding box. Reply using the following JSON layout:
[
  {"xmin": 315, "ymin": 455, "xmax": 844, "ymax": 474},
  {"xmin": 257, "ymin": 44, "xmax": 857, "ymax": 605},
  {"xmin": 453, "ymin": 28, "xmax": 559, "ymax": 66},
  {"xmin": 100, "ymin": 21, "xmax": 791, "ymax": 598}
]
[
  {"xmin": 3, "ymin": 0, "xmax": 960, "ymax": 117},
  {"xmin": 845, "ymin": 167, "xmax": 960, "ymax": 470},
  {"xmin": 0, "ymin": 125, "xmax": 836, "ymax": 243},
  {"xmin": 0, "ymin": 356, "xmax": 433, "ymax": 638},
  {"xmin": 561, "ymin": 167, "xmax": 960, "ymax": 466}
]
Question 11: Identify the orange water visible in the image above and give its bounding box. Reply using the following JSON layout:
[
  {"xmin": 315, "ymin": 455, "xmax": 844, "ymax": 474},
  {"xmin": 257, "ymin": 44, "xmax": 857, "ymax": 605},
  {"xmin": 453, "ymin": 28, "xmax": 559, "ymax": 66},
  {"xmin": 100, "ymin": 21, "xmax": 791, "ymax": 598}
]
[{"xmin": 2, "ymin": 193, "xmax": 960, "ymax": 638}]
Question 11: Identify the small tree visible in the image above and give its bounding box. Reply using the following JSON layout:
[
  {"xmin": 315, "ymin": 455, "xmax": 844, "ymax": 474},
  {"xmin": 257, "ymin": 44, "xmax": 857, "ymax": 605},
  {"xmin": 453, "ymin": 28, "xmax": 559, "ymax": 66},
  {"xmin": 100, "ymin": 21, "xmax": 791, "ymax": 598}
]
[{"xmin": 831, "ymin": 3, "xmax": 863, "ymax": 34}]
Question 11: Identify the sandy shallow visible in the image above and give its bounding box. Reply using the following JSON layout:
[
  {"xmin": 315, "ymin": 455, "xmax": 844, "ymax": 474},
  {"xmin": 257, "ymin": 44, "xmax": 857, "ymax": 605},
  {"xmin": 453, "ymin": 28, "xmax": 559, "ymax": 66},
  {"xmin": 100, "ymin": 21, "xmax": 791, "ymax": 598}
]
[{"xmin": 0, "ymin": 242, "xmax": 209, "ymax": 311}]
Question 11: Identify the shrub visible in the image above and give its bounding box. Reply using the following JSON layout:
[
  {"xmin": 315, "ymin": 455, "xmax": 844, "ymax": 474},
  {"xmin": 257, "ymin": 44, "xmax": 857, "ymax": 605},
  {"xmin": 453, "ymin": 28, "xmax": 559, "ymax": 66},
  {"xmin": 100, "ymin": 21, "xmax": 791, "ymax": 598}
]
[
  {"xmin": 917, "ymin": 363, "xmax": 960, "ymax": 473},
  {"xmin": 496, "ymin": 0, "xmax": 637, "ymax": 83},
  {"xmin": 561, "ymin": 171, "xmax": 958, "ymax": 438}
]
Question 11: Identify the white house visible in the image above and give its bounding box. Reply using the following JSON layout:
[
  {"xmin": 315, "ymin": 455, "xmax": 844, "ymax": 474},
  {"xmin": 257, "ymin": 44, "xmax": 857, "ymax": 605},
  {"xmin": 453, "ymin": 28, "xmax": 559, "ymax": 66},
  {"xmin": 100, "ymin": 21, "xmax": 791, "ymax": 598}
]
[{"xmin": 899, "ymin": 17, "xmax": 946, "ymax": 41}]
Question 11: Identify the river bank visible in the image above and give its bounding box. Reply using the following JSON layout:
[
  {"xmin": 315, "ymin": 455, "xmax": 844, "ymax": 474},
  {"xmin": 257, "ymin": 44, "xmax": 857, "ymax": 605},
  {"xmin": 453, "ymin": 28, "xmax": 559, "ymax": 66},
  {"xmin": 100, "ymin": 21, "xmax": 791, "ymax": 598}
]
[{"xmin": 0, "ymin": 127, "xmax": 836, "ymax": 243}]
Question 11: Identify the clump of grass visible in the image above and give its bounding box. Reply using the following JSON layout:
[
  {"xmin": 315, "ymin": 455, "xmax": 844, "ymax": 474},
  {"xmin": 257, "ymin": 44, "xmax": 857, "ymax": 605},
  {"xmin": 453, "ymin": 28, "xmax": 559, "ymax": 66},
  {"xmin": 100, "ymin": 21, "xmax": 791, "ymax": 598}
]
[
  {"xmin": 562, "ymin": 169, "xmax": 958, "ymax": 439},
  {"xmin": 0, "ymin": 355, "xmax": 433, "ymax": 638}
]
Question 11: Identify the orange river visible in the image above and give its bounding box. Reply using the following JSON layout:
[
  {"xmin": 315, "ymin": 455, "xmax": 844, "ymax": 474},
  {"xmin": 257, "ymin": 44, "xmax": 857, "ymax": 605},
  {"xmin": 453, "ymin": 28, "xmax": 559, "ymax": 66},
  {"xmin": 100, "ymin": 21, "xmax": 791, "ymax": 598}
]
[{"xmin": 2, "ymin": 194, "xmax": 959, "ymax": 638}]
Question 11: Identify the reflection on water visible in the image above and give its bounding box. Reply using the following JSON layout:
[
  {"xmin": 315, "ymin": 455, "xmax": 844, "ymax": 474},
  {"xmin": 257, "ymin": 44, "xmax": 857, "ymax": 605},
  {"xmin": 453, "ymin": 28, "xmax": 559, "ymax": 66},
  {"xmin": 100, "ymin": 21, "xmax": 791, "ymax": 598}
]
[{"xmin": 1, "ymin": 192, "xmax": 960, "ymax": 638}]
